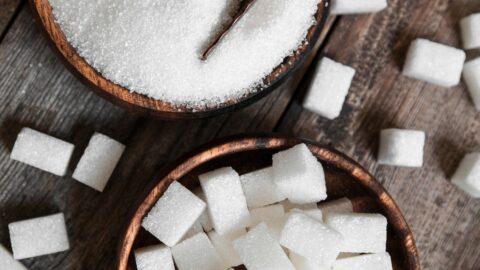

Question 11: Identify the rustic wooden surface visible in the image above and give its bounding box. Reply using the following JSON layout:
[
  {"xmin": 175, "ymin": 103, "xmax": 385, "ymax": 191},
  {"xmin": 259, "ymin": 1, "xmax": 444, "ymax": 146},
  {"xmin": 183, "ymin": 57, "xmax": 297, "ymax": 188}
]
[{"xmin": 0, "ymin": 0, "xmax": 478, "ymax": 269}]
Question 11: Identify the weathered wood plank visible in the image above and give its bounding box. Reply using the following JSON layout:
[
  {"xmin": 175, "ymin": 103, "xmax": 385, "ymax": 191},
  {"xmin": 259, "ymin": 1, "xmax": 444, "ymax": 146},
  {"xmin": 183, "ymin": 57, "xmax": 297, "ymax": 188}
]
[
  {"xmin": 0, "ymin": 0, "xmax": 22, "ymax": 37},
  {"xmin": 277, "ymin": 1, "xmax": 480, "ymax": 269},
  {"xmin": 0, "ymin": 5, "xmax": 336, "ymax": 270}
]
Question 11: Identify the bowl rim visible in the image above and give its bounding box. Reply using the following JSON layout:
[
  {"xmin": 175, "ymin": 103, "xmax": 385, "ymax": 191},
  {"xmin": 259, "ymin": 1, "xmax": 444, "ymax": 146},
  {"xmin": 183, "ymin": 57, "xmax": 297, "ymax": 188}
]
[
  {"xmin": 30, "ymin": 0, "xmax": 330, "ymax": 120},
  {"xmin": 116, "ymin": 133, "xmax": 421, "ymax": 270}
]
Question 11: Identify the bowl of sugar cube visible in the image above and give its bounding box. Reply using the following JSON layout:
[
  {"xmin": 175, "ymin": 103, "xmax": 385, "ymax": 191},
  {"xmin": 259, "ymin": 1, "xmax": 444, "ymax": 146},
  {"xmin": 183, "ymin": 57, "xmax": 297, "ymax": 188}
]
[
  {"xmin": 118, "ymin": 135, "xmax": 420, "ymax": 270},
  {"xmin": 30, "ymin": 0, "xmax": 330, "ymax": 119}
]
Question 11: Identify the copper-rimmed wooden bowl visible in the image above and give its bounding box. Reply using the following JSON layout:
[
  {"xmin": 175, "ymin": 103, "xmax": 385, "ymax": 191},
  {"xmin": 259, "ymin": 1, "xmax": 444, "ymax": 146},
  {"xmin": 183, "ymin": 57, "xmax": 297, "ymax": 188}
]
[
  {"xmin": 30, "ymin": 0, "xmax": 330, "ymax": 120},
  {"xmin": 118, "ymin": 134, "xmax": 420, "ymax": 270}
]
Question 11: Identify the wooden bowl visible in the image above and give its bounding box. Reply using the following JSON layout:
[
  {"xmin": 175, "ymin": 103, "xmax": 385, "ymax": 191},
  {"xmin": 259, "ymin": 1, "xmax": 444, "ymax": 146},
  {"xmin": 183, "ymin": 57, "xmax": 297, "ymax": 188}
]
[
  {"xmin": 30, "ymin": 0, "xmax": 330, "ymax": 120},
  {"xmin": 117, "ymin": 134, "xmax": 421, "ymax": 270}
]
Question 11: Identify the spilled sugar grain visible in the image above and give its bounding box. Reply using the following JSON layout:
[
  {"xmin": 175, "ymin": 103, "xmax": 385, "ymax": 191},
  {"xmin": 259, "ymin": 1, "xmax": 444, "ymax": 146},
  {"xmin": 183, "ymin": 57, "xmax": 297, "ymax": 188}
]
[{"xmin": 49, "ymin": 0, "xmax": 320, "ymax": 108}]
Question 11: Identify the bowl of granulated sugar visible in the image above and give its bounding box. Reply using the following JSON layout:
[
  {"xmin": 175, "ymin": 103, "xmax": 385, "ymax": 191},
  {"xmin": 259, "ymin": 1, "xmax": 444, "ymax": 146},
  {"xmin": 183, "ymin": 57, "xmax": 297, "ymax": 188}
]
[{"xmin": 31, "ymin": 0, "xmax": 330, "ymax": 119}]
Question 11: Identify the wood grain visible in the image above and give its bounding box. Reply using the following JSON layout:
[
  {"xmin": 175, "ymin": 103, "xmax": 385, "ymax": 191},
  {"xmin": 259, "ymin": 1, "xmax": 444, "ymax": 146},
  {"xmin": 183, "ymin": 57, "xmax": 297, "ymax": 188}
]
[
  {"xmin": 119, "ymin": 135, "xmax": 419, "ymax": 270},
  {"xmin": 277, "ymin": 1, "xmax": 480, "ymax": 269},
  {"xmin": 30, "ymin": 0, "xmax": 329, "ymax": 119},
  {"xmin": 0, "ymin": 5, "xmax": 336, "ymax": 270},
  {"xmin": 0, "ymin": 0, "xmax": 22, "ymax": 37}
]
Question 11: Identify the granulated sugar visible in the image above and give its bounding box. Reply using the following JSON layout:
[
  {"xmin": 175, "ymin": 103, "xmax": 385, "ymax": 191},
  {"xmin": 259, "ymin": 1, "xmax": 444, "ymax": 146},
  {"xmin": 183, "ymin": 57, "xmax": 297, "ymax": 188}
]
[{"xmin": 49, "ymin": 0, "xmax": 320, "ymax": 107}]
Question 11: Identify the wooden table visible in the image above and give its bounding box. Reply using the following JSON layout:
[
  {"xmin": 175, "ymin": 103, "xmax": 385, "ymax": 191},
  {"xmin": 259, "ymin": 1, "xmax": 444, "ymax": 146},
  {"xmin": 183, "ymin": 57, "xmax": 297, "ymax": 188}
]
[{"xmin": 0, "ymin": 1, "xmax": 478, "ymax": 269}]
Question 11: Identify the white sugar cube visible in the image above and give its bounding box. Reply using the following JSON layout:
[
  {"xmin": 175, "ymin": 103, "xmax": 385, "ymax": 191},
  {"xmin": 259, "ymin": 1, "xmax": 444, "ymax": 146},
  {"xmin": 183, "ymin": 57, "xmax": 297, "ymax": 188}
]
[
  {"xmin": 134, "ymin": 244, "xmax": 174, "ymax": 270},
  {"xmin": 463, "ymin": 58, "xmax": 480, "ymax": 110},
  {"xmin": 378, "ymin": 129, "xmax": 425, "ymax": 167},
  {"xmin": 0, "ymin": 244, "xmax": 28, "ymax": 270},
  {"xmin": 182, "ymin": 220, "xmax": 204, "ymax": 241},
  {"xmin": 72, "ymin": 133, "xmax": 125, "ymax": 192},
  {"xmin": 303, "ymin": 57, "xmax": 355, "ymax": 119},
  {"xmin": 279, "ymin": 212, "xmax": 343, "ymax": 268},
  {"xmin": 330, "ymin": 0, "xmax": 388, "ymax": 14},
  {"xmin": 240, "ymin": 167, "xmax": 285, "ymax": 208},
  {"xmin": 291, "ymin": 208, "xmax": 323, "ymax": 222},
  {"xmin": 333, "ymin": 252, "xmax": 393, "ymax": 270},
  {"xmin": 325, "ymin": 213, "xmax": 387, "ymax": 253},
  {"xmin": 142, "ymin": 181, "xmax": 206, "ymax": 247},
  {"xmin": 272, "ymin": 144, "xmax": 327, "ymax": 204},
  {"xmin": 208, "ymin": 229, "xmax": 246, "ymax": 267},
  {"xmin": 194, "ymin": 188, "xmax": 214, "ymax": 232},
  {"xmin": 281, "ymin": 200, "xmax": 317, "ymax": 211},
  {"xmin": 318, "ymin": 198, "xmax": 353, "ymax": 217},
  {"xmin": 461, "ymin": 13, "xmax": 480, "ymax": 50},
  {"xmin": 9, "ymin": 213, "xmax": 69, "ymax": 259},
  {"xmin": 402, "ymin": 38, "xmax": 466, "ymax": 88},
  {"xmin": 199, "ymin": 167, "xmax": 251, "ymax": 235},
  {"xmin": 172, "ymin": 233, "xmax": 225, "ymax": 270},
  {"xmin": 290, "ymin": 252, "xmax": 330, "ymax": 270},
  {"xmin": 11, "ymin": 128, "xmax": 74, "ymax": 176},
  {"xmin": 233, "ymin": 223, "xmax": 295, "ymax": 270},
  {"xmin": 249, "ymin": 204, "xmax": 285, "ymax": 227},
  {"xmin": 451, "ymin": 153, "xmax": 480, "ymax": 198}
]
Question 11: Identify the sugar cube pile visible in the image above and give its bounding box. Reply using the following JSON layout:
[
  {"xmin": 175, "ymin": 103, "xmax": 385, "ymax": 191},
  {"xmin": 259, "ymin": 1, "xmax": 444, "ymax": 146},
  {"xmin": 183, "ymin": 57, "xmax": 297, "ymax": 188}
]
[
  {"xmin": 325, "ymin": 213, "xmax": 387, "ymax": 253},
  {"xmin": 378, "ymin": 129, "xmax": 425, "ymax": 167},
  {"xmin": 138, "ymin": 144, "xmax": 393, "ymax": 270},
  {"xmin": 233, "ymin": 223, "xmax": 295, "ymax": 270},
  {"xmin": 11, "ymin": 128, "xmax": 74, "ymax": 176},
  {"xmin": 460, "ymin": 13, "xmax": 480, "ymax": 50},
  {"xmin": 333, "ymin": 252, "xmax": 393, "ymax": 270},
  {"xmin": 73, "ymin": 133, "xmax": 125, "ymax": 192},
  {"xmin": 172, "ymin": 233, "xmax": 225, "ymax": 270},
  {"xmin": 240, "ymin": 167, "xmax": 285, "ymax": 208},
  {"xmin": 9, "ymin": 213, "xmax": 70, "ymax": 260},
  {"xmin": 280, "ymin": 212, "xmax": 343, "ymax": 268},
  {"xmin": 330, "ymin": 0, "xmax": 388, "ymax": 15},
  {"xmin": 272, "ymin": 144, "xmax": 327, "ymax": 204},
  {"xmin": 199, "ymin": 167, "xmax": 251, "ymax": 235},
  {"xmin": 463, "ymin": 58, "xmax": 480, "ymax": 111},
  {"xmin": 402, "ymin": 38, "xmax": 466, "ymax": 88},
  {"xmin": 0, "ymin": 244, "xmax": 28, "ymax": 270},
  {"xmin": 451, "ymin": 153, "xmax": 480, "ymax": 198},
  {"xmin": 49, "ymin": 0, "xmax": 320, "ymax": 107},
  {"xmin": 303, "ymin": 57, "xmax": 356, "ymax": 120},
  {"xmin": 134, "ymin": 244, "xmax": 174, "ymax": 270},
  {"xmin": 142, "ymin": 181, "xmax": 206, "ymax": 247}
]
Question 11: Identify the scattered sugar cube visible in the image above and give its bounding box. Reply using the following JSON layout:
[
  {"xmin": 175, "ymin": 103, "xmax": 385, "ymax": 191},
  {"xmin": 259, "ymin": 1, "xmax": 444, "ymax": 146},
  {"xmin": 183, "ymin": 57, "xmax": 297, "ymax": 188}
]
[
  {"xmin": 233, "ymin": 223, "xmax": 295, "ymax": 270},
  {"xmin": 325, "ymin": 213, "xmax": 387, "ymax": 253},
  {"xmin": 249, "ymin": 204, "xmax": 285, "ymax": 227},
  {"xmin": 172, "ymin": 233, "xmax": 225, "ymax": 270},
  {"xmin": 182, "ymin": 220, "xmax": 204, "ymax": 241},
  {"xmin": 199, "ymin": 167, "xmax": 251, "ymax": 235},
  {"xmin": 291, "ymin": 208, "xmax": 323, "ymax": 222},
  {"xmin": 290, "ymin": 252, "xmax": 329, "ymax": 270},
  {"xmin": 194, "ymin": 188, "xmax": 214, "ymax": 232},
  {"xmin": 72, "ymin": 133, "xmax": 125, "ymax": 192},
  {"xmin": 142, "ymin": 181, "xmax": 206, "ymax": 247},
  {"xmin": 9, "ymin": 213, "xmax": 70, "ymax": 259},
  {"xmin": 303, "ymin": 57, "xmax": 355, "ymax": 119},
  {"xmin": 402, "ymin": 38, "xmax": 466, "ymax": 88},
  {"xmin": 10, "ymin": 128, "xmax": 74, "ymax": 176},
  {"xmin": 134, "ymin": 244, "xmax": 174, "ymax": 270},
  {"xmin": 318, "ymin": 198, "xmax": 353, "ymax": 217},
  {"xmin": 240, "ymin": 167, "xmax": 286, "ymax": 208},
  {"xmin": 330, "ymin": 0, "xmax": 388, "ymax": 14},
  {"xmin": 272, "ymin": 144, "xmax": 327, "ymax": 204},
  {"xmin": 0, "ymin": 244, "xmax": 28, "ymax": 270},
  {"xmin": 451, "ymin": 153, "xmax": 480, "ymax": 198},
  {"xmin": 463, "ymin": 58, "xmax": 480, "ymax": 110},
  {"xmin": 280, "ymin": 212, "xmax": 343, "ymax": 268},
  {"xmin": 333, "ymin": 252, "xmax": 393, "ymax": 270},
  {"xmin": 281, "ymin": 200, "xmax": 318, "ymax": 212},
  {"xmin": 337, "ymin": 252, "xmax": 360, "ymax": 259},
  {"xmin": 378, "ymin": 129, "xmax": 425, "ymax": 167},
  {"xmin": 461, "ymin": 13, "xmax": 480, "ymax": 50},
  {"xmin": 208, "ymin": 229, "xmax": 246, "ymax": 267}
]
